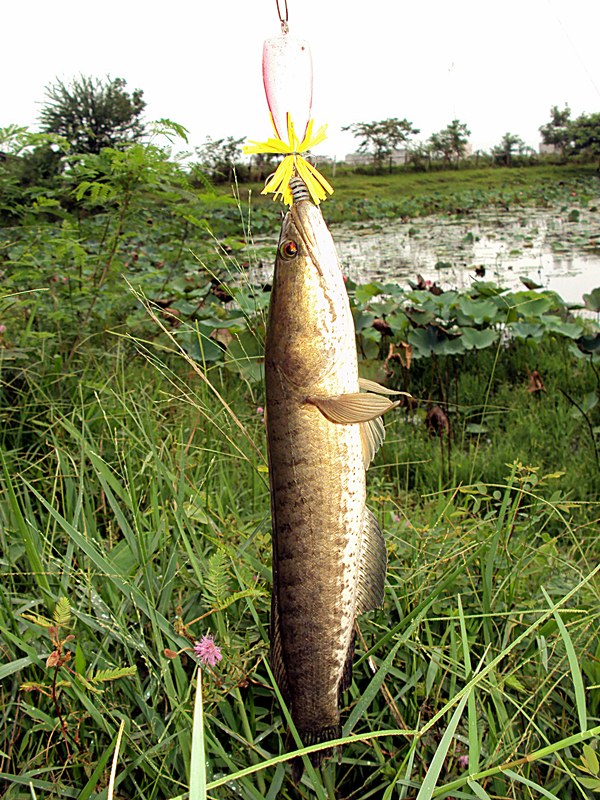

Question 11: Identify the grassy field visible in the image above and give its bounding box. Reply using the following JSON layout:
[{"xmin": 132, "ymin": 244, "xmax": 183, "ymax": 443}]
[
  {"xmin": 1, "ymin": 154, "xmax": 599, "ymax": 798},
  {"xmin": 228, "ymin": 162, "xmax": 600, "ymax": 223}
]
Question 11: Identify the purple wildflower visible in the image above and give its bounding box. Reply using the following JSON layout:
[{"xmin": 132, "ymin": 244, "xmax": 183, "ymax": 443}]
[{"xmin": 194, "ymin": 634, "xmax": 223, "ymax": 667}]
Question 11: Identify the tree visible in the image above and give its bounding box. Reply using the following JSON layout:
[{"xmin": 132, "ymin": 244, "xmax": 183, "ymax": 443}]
[
  {"xmin": 194, "ymin": 136, "xmax": 246, "ymax": 183},
  {"xmin": 342, "ymin": 118, "xmax": 420, "ymax": 172},
  {"xmin": 570, "ymin": 112, "xmax": 600, "ymax": 167},
  {"xmin": 539, "ymin": 105, "xmax": 572, "ymax": 161},
  {"xmin": 0, "ymin": 126, "xmax": 70, "ymax": 219},
  {"xmin": 39, "ymin": 75, "xmax": 146, "ymax": 155},
  {"xmin": 492, "ymin": 132, "xmax": 527, "ymax": 167},
  {"xmin": 428, "ymin": 119, "xmax": 471, "ymax": 168},
  {"xmin": 406, "ymin": 140, "xmax": 434, "ymax": 171}
]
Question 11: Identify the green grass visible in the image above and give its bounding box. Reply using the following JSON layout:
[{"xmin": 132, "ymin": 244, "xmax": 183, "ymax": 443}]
[
  {"xmin": 1, "ymin": 327, "xmax": 598, "ymax": 799},
  {"xmin": 229, "ymin": 163, "xmax": 600, "ymax": 224}
]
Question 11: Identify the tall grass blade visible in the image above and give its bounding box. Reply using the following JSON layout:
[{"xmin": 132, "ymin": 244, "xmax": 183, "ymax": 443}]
[
  {"xmin": 467, "ymin": 779, "xmax": 492, "ymax": 799},
  {"xmin": 78, "ymin": 723, "xmax": 122, "ymax": 800},
  {"xmin": 0, "ymin": 451, "xmax": 52, "ymax": 608},
  {"xmin": 343, "ymin": 640, "xmax": 402, "ymax": 735},
  {"xmin": 541, "ymin": 586, "xmax": 588, "ymax": 732},
  {"xmin": 457, "ymin": 594, "xmax": 480, "ymax": 772},
  {"xmin": 415, "ymin": 688, "xmax": 471, "ymax": 799},
  {"xmin": 189, "ymin": 667, "xmax": 207, "ymax": 800},
  {"xmin": 431, "ymin": 723, "xmax": 600, "ymax": 797},
  {"xmin": 107, "ymin": 718, "xmax": 126, "ymax": 800},
  {"xmin": 501, "ymin": 768, "xmax": 562, "ymax": 800}
]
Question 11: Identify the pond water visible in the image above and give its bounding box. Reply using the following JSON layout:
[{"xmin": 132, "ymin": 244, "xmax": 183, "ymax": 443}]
[{"xmin": 332, "ymin": 205, "xmax": 600, "ymax": 304}]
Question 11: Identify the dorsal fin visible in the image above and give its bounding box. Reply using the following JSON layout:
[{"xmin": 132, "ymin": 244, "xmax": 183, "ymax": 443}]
[{"xmin": 270, "ymin": 593, "xmax": 290, "ymax": 702}]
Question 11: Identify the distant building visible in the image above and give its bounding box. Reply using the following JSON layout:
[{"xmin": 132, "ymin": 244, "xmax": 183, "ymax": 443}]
[
  {"xmin": 312, "ymin": 154, "xmax": 335, "ymax": 166},
  {"xmin": 539, "ymin": 143, "xmax": 559, "ymax": 155},
  {"xmin": 345, "ymin": 148, "xmax": 408, "ymax": 166}
]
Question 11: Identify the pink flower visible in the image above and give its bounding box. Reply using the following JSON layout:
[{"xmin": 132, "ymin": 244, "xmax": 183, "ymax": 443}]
[
  {"xmin": 194, "ymin": 634, "xmax": 223, "ymax": 667},
  {"xmin": 457, "ymin": 755, "xmax": 469, "ymax": 769},
  {"xmin": 256, "ymin": 406, "xmax": 264, "ymax": 415},
  {"xmin": 0, "ymin": 324, "xmax": 5, "ymax": 334}
]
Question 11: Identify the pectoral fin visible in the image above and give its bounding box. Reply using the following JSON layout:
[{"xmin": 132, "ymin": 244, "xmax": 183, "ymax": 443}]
[
  {"xmin": 359, "ymin": 378, "xmax": 412, "ymax": 400},
  {"xmin": 307, "ymin": 392, "xmax": 399, "ymax": 424},
  {"xmin": 308, "ymin": 388, "xmax": 403, "ymax": 468}
]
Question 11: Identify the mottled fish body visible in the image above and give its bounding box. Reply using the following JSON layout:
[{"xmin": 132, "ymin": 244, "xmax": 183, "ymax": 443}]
[{"xmin": 265, "ymin": 181, "xmax": 399, "ymax": 776}]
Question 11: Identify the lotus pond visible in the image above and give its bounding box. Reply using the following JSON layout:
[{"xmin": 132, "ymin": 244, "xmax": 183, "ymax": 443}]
[{"xmin": 250, "ymin": 203, "xmax": 600, "ymax": 303}]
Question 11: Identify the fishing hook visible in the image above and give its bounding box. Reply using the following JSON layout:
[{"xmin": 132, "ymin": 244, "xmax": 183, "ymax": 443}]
[{"xmin": 275, "ymin": 0, "xmax": 289, "ymax": 33}]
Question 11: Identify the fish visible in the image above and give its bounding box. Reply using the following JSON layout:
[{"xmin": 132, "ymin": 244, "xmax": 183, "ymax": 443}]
[{"xmin": 265, "ymin": 177, "xmax": 402, "ymax": 779}]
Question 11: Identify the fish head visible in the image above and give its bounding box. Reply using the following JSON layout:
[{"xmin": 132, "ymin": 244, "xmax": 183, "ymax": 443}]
[{"xmin": 266, "ymin": 194, "xmax": 354, "ymax": 387}]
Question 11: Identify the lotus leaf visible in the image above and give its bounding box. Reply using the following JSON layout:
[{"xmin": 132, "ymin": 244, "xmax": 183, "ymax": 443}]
[
  {"xmin": 354, "ymin": 282, "xmax": 385, "ymax": 304},
  {"xmin": 460, "ymin": 327, "xmax": 499, "ymax": 350},
  {"xmin": 408, "ymin": 325, "xmax": 465, "ymax": 357},
  {"xmin": 543, "ymin": 318, "xmax": 584, "ymax": 339},
  {"xmin": 457, "ymin": 296, "xmax": 501, "ymax": 324},
  {"xmin": 577, "ymin": 333, "xmax": 600, "ymax": 354},
  {"xmin": 178, "ymin": 325, "xmax": 226, "ymax": 363},
  {"xmin": 583, "ymin": 287, "xmax": 600, "ymax": 312},
  {"xmin": 352, "ymin": 307, "xmax": 375, "ymax": 330},
  {"xmin": 510, "ymin": 292, "xmax": 556, "ymax": 317},
  {"xmin": 508, "ymin": 321, "xmax": 546, "ymax": 340},
  {"xmin": 224, "ymin": 328, "xmax": 265, "ymax": 382},
  {"xmin": 471, "ymin": 281, "xmax": 509, "ymax": 297},
  {"xmin": 403, "ymin": 306, "xmax": 436, "ymax": 327},
  {"xmin": 567, "ymin": 391, "xmax": 598, "ymax": 417},
  {"xmin": 231, "ymin": 287, "xmax": 271, "ymax": 314}
]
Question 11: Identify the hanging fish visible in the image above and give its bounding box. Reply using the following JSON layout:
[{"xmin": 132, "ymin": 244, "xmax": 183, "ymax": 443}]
[{"xmin": 265, "ymin": 178, "xmax": 406, "ymax": 779}]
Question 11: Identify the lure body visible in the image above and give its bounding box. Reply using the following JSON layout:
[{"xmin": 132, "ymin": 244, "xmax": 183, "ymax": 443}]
[{"xmin": 263, "ymin": 33, "xmax": 313, "ymax": 139}]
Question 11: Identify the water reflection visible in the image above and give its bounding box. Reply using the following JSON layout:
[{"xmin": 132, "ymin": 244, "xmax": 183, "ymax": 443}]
[{"xmin": 332, "ymin": 206, "xmax": 600, "ymax": 303}]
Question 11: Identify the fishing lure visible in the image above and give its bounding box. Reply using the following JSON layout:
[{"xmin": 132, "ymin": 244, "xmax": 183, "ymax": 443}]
[{"xmin": 244, "ymin": 14, "xmax": 333, "ymax": 205}]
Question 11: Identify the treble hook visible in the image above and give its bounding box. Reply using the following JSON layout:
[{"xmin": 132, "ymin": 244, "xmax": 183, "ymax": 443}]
[{"xmin": 275, "ymin": 0, "xmax": 289, "ymax": 33}]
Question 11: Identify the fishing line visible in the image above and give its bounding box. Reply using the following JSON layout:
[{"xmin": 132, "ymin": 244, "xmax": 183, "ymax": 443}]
[
  {"xmin": 545, "ymin": 0, "xmax": 600, "ymax": 101},
  {"xmin": 276, "ymin": 0, "xmax": 289, "ymax": 33}
]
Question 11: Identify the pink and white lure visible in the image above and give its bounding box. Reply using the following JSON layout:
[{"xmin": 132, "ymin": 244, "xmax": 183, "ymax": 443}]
[{"xmin": 262, "ymin": 33, "xmax": 313, "ymax": 140}]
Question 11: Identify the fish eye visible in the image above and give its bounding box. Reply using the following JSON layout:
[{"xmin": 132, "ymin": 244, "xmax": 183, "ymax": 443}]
[{"xmin": 279, "ymin": 239, "xmax": 299, "ymax": 260}]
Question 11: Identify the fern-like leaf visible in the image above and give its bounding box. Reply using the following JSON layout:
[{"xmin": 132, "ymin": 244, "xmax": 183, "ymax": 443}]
[
  {"xmin": 53, "ymin": 597, "xmax": 71, "ymax": 627},
  {"xmin": 90, "ymin": 666, "xmax": 137, "ymax": 684},
  {"xmin": 204, "ymin": 550, "xmax": 230, "ymax": 608},
  {"xmin": 216, "ymin": 588, "xmax": 266, "ymax": 611},
  {"xmin": 21, "ymin": 612, "xmax": 54, "ymax": 628}
]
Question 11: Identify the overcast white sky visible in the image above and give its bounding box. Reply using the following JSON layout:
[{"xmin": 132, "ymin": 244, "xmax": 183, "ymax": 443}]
[{"xmin": 2, "ymin": 0, "xmax": 600, "ymax": 159}]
